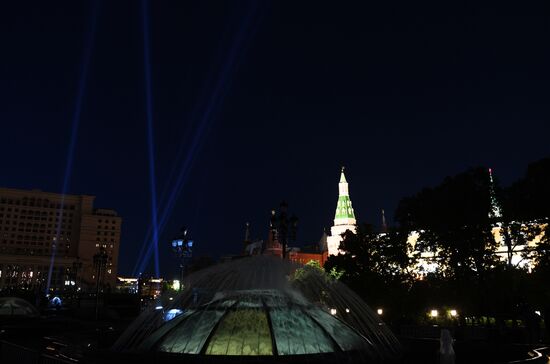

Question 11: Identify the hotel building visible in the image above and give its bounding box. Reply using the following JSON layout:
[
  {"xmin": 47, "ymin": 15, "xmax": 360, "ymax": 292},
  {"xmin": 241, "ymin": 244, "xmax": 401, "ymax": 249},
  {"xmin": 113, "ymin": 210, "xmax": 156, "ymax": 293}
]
[{"xmin": 0, "ymin": 187, "xmax": 121, "ymax": 293}]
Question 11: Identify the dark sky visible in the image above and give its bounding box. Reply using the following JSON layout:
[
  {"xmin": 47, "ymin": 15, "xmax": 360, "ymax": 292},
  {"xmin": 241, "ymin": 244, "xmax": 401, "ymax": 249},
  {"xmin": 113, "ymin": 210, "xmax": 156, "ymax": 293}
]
[{"xmin": 1, "ymin": 1, "xmax": 549, "ymax": 278}]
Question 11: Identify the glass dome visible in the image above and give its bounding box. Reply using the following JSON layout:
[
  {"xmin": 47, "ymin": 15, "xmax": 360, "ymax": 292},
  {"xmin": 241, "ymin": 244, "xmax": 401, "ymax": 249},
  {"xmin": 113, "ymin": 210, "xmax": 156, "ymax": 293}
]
[
  {"xmin": 0, "ymin": 297, "xmax": 40, "ymax": 317},
  {"xmin": 139, "ymin": 289, "xmax": 371, "ymax": 356},
  {"xmin": 113, "ymin": 256, "xmax": 401, "ymax": 362}
]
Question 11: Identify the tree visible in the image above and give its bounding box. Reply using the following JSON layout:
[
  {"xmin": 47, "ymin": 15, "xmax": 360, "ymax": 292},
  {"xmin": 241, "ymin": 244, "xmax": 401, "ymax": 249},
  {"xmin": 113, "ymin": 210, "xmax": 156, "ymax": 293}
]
[
  {"xmin": 505, "ymin": 158, "xmax": 550, "ymax": 269},
  {"xmin": 505, "ymin": 158, "xmax": 550, "ymax": 221},
  {"xmin": 499, "ymin": 221, "xmax": 542, "ymax": 269},
  {"xmin": 395, "ymin": 167, "xmax": 499, "ymax": 282},
  {"xmin": 324, "ymin": 224, "xmax": 414, "ymax": 308}
]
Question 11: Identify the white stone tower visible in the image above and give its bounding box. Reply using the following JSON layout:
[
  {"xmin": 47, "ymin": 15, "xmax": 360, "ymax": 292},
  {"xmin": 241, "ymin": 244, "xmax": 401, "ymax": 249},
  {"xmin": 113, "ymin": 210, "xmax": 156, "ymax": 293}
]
[{"xmin": 327, "ymin": 167, "xmax": 357, "ymax": 256}]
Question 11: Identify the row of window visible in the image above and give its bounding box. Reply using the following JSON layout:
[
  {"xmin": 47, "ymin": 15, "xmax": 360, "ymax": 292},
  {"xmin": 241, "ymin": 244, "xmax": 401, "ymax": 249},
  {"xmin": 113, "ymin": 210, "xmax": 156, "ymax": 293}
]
[
  {"xmin": 1, "ymin": 222, "xmax": 72, "ymax": 229},
  {"xmin": 0, "ymin": 228, "xmax": 72, "ymax": 235},
  {"xmin": 97, "ymin": 219, "xmax": 117, "ymax": 223},
  {"xmin": 0, "ymin": 215, "xmax": 74, "ymax": 225},
  {"xmin": 0, "ymin": 246, "xmax": 70, "ymax": 256},
  {"xmin": 0, "ymin": 207, "xmax": 75, "ymax": 216},
  {"xmin": 1, "ymin": 239, "xmax": 70, "ymax": 246},
  {"xmin": 97, "ymin": 225, "xmax": 118, "ymax": 230},
  {"xmin": 0, "ymin": 198, "xmax": 77, "ymax": 210}
]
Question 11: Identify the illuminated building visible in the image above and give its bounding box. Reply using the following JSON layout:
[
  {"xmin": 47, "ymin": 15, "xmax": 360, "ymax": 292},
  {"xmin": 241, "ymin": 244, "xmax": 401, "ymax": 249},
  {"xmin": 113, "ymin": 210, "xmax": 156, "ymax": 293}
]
[
  {"xmin": 243, "ymin": 222, "xmax": 328, "ymax": 267},
  {"xmin": 242, "ymin": 168, "xmax": 354, "ymax": 266},
  {"xmin": 326, "ymin": 167, "xmax": 357, "ymax": 256},
  {"xmin": 406, "ymin": 168, "xmax": 547, "ymax": 276},
  {"xmin": 116, "ymin": 276, "xmax": 164, "ymax": 297},
  {"xmin": 0, "ymin": 187, "xmax": 121, "ymax": 292}
]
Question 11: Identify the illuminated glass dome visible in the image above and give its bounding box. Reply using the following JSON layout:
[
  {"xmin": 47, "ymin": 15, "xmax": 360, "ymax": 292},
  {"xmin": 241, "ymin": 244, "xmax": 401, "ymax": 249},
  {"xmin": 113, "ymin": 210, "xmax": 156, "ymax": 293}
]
[
  {"xmin": 139, "ymin": 289, "xmax": 371, "ymax": 356},
  {"xmin": 0, "ymin": 297, "xmax": 39, "ymax": 317},
  {"xmin": 113, "ymin": 256, "xmax": 401, "ymax": 363}
]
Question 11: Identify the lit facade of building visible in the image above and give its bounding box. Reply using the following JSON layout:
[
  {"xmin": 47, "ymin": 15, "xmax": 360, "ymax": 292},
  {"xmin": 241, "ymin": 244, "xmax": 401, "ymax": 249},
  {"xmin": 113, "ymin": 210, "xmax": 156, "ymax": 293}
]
[
  {"xmin": 116, "ymin": 276, "xmax": 164, "ymax": 297},
  {"xmin": 407, "ymin": 224, "xmax": 547, "ymax": 277},
  {"xmin": 407, "ymin": 169, "xmax": 547, "ymax": 276},
  {"xmin": 0, "ymin": 187, "xmax": 121, "ymax": 292},
  {"xmin": 326, "ymin": 168, "xmax": 357, "ymax": 256}
]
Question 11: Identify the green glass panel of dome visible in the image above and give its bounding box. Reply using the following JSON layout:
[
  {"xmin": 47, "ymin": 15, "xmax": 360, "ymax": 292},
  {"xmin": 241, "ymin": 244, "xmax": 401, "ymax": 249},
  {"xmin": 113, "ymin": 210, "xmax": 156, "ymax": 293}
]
[
  {"xmin": 159, "ymin": 310, "xmax": 224, "ymax": 354},
  {"xmin": 307, "ymin": 309, "xmax": 371, "ymax": 352},
  {"xmin": 205, "ymin": 309, "xmax": 273, "ymax": 355},
  {"xmin": 270, "ymin": 307, "xmax": 336, "ymax": 355}
]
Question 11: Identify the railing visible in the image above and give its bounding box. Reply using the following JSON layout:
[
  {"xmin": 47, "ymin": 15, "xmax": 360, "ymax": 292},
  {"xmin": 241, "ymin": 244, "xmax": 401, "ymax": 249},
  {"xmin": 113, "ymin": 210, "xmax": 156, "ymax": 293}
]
[{"xmin": 503, "ymin": 347, "xmax": 549, "ymax": 364}]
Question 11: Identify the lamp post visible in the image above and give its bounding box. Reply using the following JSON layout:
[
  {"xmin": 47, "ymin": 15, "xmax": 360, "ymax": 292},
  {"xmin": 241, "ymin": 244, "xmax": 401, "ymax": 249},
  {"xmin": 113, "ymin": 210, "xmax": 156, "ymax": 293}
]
[
  {"xmin": 171, "ymin": 228, "xmax": 193, "ymax": 291},
  {"xmin": 93, "ymin": 243, "xmax": 109, "ymax": 320},
  {"xmin": 72, "ymin": 257, "xmax": 82, "ymax": 307},
  {"xmin": 270, "ymin": 201, "xmax": 298, "ymax": 259}
]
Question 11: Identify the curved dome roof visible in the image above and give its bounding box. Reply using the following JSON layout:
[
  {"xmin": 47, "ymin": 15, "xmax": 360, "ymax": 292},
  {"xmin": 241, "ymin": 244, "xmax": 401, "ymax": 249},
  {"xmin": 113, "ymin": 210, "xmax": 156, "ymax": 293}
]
[
  {"xmin": 139, "ymin": 290, "xmax": 372, "ymax": 356},
  {"xmin": 0, "ymin": 297, "xmax": 39, "ymax": 317},
  {"xmin": 113, "ymin": 256, "xmax": 400, "ymax": 362}
]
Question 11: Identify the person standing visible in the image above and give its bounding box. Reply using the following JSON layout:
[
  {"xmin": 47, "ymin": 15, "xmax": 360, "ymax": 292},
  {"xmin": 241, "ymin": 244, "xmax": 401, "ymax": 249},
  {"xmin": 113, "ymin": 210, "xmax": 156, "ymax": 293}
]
[{"xmin": 439, "ymin": 329, "xmax": 455, "ymax": 364}]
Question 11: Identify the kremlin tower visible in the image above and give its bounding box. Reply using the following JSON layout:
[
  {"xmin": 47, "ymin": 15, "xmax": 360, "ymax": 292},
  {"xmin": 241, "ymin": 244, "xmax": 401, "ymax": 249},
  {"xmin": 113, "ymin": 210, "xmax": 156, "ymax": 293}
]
[{"xmin": 326, "ymin": 167, "xmax": 357, "ymax": 256}]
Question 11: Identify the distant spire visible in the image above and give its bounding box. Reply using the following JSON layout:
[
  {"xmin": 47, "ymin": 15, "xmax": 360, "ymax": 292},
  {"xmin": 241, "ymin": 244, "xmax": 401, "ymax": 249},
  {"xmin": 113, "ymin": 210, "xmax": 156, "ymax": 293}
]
[
  {"xmin": 488, "ymin": 168, "xmax": 502, "ymax": 220},
  {"xmin": 318, "ymin": 229, "xmax": 328, "ymax": 252},
  {"xmin": 381, "ymin": 209, "xmax": 388, "ymax": 232},
  {"xmin": 244, "ymin": 222, "xmax": 251, "ymax": 243},
  {"xmin": 340, "ymin": 166, "xmax": 347, "ymax": 183}
]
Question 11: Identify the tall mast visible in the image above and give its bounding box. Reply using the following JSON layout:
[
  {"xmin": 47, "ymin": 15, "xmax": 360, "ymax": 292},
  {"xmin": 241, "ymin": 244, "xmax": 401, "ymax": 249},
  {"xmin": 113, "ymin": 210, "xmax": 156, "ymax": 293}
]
[
  {"xmin": 381, "ymin": 209, "xmax": 388, "ymax": 232},
  {"xmin": 488, "ymin": 168, "xmax": 502, "ymax": 220}
]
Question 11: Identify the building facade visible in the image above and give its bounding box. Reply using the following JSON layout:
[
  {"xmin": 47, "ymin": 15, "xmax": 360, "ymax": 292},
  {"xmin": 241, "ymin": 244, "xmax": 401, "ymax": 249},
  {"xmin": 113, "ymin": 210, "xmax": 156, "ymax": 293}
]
[
  {"xmin": 407, "ymin": 169, "xmax": 547, "ymax": 276},
  {"xmin": 0, "ymin": 187, "xmax": 121, "ymax": 293}
]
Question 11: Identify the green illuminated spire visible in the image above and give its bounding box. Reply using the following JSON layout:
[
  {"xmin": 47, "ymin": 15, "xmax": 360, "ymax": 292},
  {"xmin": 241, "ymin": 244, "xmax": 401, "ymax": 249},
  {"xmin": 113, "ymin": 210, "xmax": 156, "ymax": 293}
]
[{"xmin": 334, "ymin": 167, "xmax": 356, "ymax": 222}]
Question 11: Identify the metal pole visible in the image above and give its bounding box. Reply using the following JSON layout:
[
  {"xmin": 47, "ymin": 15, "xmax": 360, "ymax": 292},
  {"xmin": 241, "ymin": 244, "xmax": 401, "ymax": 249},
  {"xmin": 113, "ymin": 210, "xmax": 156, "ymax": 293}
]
[
  {"xmin": 180, "ymin": 262, "xmax": 184, "ymax": 291},
  {"xmin": 95, "ymin": 259, "xmax": 101, "ymax": 321}
]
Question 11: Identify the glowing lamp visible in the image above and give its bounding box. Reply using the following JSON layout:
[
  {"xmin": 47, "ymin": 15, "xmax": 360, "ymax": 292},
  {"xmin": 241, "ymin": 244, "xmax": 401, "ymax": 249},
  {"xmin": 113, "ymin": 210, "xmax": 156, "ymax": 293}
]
[
  {"xmin": 430, "ymin": 309, "xmax": 438, "ymax": 317},
  {"xmin": 172, "ymin": 280, "xmax": 180, "ymax": 291},
  {"xmin": 330, "ymin": 308, "xmax": 337, "ymax": 315},
  {"xmin": 164, "ymin": 308, "xmax": 183, "ymax": 322},
  {"xmin": 450, "ymin": 309, "xmax": 457, "ymax": 317},
  {"xmin": 377, "ymin": 308, "xmax": 383, "ymax": 315}
]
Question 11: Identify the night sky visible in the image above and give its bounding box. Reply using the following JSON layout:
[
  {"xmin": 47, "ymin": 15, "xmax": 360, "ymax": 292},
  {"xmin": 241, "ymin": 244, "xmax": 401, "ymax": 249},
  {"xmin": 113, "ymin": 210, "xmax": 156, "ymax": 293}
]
[{"xmin": 1, "ymin": 1, "xmax": 549, "ymax": 277}]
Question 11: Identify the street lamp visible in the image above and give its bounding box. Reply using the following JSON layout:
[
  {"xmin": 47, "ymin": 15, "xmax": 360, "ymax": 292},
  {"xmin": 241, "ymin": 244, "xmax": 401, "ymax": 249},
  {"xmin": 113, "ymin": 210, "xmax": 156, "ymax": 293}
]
[
  {"xmin": 171, "ymin": 228, "xmax": 193, "ymax": 291},
  {"xmin": 72, "ymin": 257, "xmax": 82, "ymax": 307},
  {"xmin": 270, "ymin": 201, "xmax": 298, "ymax": 259},
  {"xmin": 93, "ymin": 243, "xmax": 109, "ymax": 320}
]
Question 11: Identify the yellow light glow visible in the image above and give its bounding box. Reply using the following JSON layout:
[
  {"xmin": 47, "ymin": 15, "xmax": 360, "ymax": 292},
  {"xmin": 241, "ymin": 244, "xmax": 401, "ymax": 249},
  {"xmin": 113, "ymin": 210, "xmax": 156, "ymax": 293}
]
[
  {"xmin": 450, "ymin": 309, "xmax": 457, "ymax": 317},
  {"xmin": 377, "ymin": 308, "xmax": 383, "ymax": 315},
  {"xmin": 430, "ymin": 309, "xmax": 438, "ymax": 317},
  {"xmin": 172, "ymin": 280, "xmax": 180, "ymax": 291}
]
